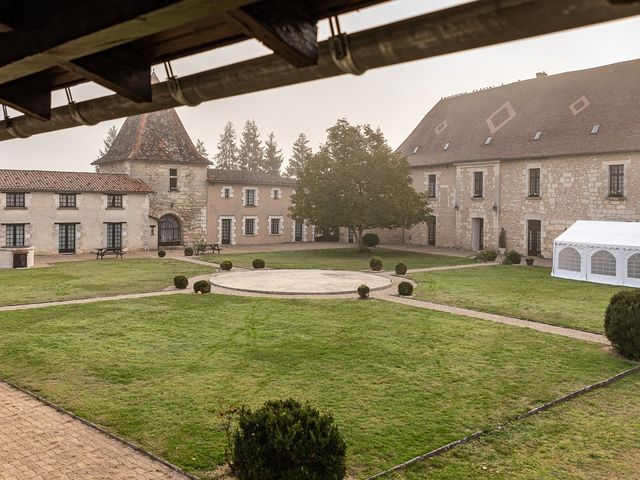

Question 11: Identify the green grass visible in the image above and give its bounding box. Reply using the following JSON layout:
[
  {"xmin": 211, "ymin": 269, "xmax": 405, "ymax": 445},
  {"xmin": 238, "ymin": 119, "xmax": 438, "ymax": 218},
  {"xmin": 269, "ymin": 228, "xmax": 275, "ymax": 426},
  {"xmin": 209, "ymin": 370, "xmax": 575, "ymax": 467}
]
[
  {"xmin": 201, "ymin": 248, "xmax": 475, "ymax": 271},
  {"xmin": 0, "ymin": 295, "xmax": 631, "ymax": 478},
  {"xmin": 389, "ymin": 373, "xmax": 640, "ymax": 479},
  {"xmin": 0, "ymin": 259, "xmax": 214, "ymax": 306},
  {"xmin": 412, "ymin": 265, "xmax": 628, "ymax": 334}
]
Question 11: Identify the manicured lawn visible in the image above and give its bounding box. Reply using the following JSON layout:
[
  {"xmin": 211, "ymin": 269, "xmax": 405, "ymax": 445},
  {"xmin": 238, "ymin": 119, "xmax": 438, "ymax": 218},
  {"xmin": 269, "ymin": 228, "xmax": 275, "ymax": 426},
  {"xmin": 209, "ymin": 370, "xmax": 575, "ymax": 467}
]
[
  {"xmin": 0, "ymin": 295, "xmax": 631, "ymax": 479},
  {"xmin": 201, "ymin": 247, "xmax": 475, "ymax": 271},
  {"xmin": 0, "ymin": 259, "xmax": 214, "ymax": 306},
  {"xmin": 412, "ymin": 265, "xmax": 628, "ymax": 334},
  {"xmin": 389, "ymin": 373, "xmax": 640, "ymax": 479}
]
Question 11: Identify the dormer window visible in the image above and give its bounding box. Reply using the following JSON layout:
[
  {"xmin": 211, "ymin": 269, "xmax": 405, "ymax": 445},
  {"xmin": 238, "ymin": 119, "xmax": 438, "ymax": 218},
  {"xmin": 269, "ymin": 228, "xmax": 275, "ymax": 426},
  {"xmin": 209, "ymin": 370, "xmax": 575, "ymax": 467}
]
[
  {"xmin": 591, "ymin": 124, "xmax": 600, "ymax": 135},
  {"xmin": 533, "ymin": 131, "xmax": 542, "ymax": 140},
  {"xmin": 412, "ymin": 146, "xmax": 420, "ymax": 154},
  {"xmin": 443, "ymin": 142, "xmax": 450, "ymax": 151},
  {"xmin": 484, "ymin": 136, "xmax": 492, "ymax": 145}
]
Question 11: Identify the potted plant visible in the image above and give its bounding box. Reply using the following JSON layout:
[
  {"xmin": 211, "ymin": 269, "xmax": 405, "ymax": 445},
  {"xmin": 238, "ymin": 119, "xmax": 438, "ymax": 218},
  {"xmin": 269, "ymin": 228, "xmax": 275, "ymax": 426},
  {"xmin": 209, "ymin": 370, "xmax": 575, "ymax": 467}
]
[
  {"xmin": 526, "ymin": 257, "xmax": 535, "ymax": 266},
  {"xmin": 357, "ymin": 284, "xmax": 370, "ymax": 299},
  {"xmin": 498, "ymin": 228, "xmax": 507, "ymax": 255}
]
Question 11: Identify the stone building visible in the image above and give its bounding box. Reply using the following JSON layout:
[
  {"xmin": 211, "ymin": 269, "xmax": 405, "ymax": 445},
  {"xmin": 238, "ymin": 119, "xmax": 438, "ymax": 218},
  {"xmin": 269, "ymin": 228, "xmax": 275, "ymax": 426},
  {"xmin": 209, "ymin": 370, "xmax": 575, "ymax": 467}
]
[
  {"xmin": 0, "ymin": 169, "xmax": 152, "ymax": 267},
  {"xmin": 393, "ymin": 59, "xmax": 640, "ymax": 258}
]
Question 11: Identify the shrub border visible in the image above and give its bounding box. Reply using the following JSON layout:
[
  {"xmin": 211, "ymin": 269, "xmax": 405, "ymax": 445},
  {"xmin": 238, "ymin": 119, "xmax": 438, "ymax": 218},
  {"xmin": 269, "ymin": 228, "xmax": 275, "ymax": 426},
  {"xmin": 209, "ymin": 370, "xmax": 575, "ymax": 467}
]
[
  {"xmin": 0, "ymin": 378, "xmax": 199, "ymax": 480},
  {"xmin": 367, "ymin": 365, "xmax": 640, "ymax": 479}
]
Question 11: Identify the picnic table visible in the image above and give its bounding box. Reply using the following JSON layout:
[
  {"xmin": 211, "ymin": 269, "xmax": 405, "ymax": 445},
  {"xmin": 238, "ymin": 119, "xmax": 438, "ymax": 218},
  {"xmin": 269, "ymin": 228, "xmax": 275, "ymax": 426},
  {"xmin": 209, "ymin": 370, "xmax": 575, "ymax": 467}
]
[
  {"xmin": 94, "ymin": 247, "xmax": 125, "ymax": 259},
  {"xmin": 194, "ymin": 243, "xmax": 222, "ymax": 255}
]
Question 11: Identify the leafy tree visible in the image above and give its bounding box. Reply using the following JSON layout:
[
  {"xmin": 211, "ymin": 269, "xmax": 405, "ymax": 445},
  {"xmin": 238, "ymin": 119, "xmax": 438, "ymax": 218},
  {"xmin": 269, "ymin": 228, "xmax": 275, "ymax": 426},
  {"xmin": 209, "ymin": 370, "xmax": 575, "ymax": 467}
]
[
  {"xmin": 290, "ymin": 119, "xmax": 431, "ymax": 250},
  {"xmin": 285, "ymin": 133, "xmax": 312, "ymax": 178},
  {"xmin": 238, "ymin": 120, "xmax": 263, "ymax": 171},
  {"xmin": 215, "ymin": 122, "xmax": 239, "ymax": 169},
  {"xmin": 263, "ymin": 132, "xmax": 284, "ymax": 173},
  {"xmin": 195, "ymin": 138, "xmax": 209, "ymax": 158},
  {"xmin": 97, "ymin": 125, "xmax": 119, "ymax": 158}
]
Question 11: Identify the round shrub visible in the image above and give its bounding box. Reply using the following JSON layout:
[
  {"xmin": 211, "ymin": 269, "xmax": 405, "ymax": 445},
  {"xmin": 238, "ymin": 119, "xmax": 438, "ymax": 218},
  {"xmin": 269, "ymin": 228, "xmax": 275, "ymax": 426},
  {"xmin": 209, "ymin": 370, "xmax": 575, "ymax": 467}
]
[
  {"xmin": 475, "ymin": 249, "xmax": 498, "ymax": 263},
  {"xmin": 252, "ymin": 258, "xmax": 266, "ymax": 269},
  {"xmin": 220, "ymin": 260, "xmax": 233, "ymax": 271},
  {"xmin": 369, "ymin": 256, "xmax": 383, "ymax": 271},
  {"xmin": 395, "ymin": 262, "xmax": 408, "ymax": 275},
  {"xmin": 157, "ymin": 250, "xmax": 166, "ymax": 258},
  {"xmin": 193, "ymin": 279, "xmax": 211, "ymax": 294},
  {"xmin": 362, "ymin": 232, "xmax": 380, "ymax": 248},
  {"xmin": 231, "ymin": 398, "xmax": 346, "ymax": 480},
  {"xmin": 184, "ymin": 247, "xmax": 194, "ymax": 257},
  {"xmin": 173, "ymin": 275, "xmax": 189, "ymax": 289},
  {"xmin": 604, "ymin": 290, "xmax": 640, "ymax": 360},
  {"xmin": 357, "ymin": 284, "xmax": 370, "ymax": 299},
  {"xmin": 503, "ymin": 250, "xmax": 522, "ymax": 265},
  {"xmin": 398, "ymin": 281, "xmax": 414, "ymax": 296}
]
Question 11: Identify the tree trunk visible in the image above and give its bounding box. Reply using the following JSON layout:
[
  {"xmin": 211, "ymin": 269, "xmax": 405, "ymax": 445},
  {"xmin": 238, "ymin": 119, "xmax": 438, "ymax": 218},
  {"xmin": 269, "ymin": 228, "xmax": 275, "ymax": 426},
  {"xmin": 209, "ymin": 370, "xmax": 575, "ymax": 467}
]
[{"xmin": 357, "ymin": 227, "xmax": 364, "ymax": 250}]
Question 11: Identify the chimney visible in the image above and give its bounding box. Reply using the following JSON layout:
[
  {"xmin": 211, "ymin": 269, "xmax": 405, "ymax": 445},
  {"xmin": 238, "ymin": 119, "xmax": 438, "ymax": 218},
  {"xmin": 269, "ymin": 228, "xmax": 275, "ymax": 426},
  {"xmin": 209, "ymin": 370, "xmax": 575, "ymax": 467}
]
[{"xmin": 536, "ymin": 71, "xmax": 548, "ymax": 78}]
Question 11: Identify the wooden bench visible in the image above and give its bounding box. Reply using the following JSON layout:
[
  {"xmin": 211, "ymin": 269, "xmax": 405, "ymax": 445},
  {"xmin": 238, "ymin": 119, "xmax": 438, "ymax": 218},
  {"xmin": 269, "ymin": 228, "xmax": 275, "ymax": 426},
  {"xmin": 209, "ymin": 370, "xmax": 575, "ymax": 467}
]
[
  {"xmin": 95, "ymin": 247, "xmax": 125, "ymax": 259},
  {"xmin": 194, "ymin": 243, "xmax": 222, "ymax": 255}
]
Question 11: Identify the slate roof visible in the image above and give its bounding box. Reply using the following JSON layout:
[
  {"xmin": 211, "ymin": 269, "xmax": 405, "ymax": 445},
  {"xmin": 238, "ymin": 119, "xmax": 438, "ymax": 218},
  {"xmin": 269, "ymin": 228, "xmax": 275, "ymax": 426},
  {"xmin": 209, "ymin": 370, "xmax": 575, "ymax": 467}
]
[
  {"xmin": 398, "ymin": 59, "xmax": 640, "ymax": 167},
  {"xmin": 92, "ymin": 100, "xmax": 211, "ymax": 166},
  {"xmin": 0, "ymin": 169, "xmax": 153, "ymax": 193},
  {"xmin": 207, "ymin": 169, "xmax": 297, "ymax": 186}
]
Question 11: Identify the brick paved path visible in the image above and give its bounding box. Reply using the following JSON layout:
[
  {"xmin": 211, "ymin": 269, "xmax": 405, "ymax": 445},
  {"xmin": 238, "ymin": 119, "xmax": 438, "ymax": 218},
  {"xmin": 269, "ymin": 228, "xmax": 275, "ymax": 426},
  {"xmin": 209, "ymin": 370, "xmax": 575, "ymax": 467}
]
[{"xmin": 0, "ymin": 382, "xmax": 190, "ymax": 480}]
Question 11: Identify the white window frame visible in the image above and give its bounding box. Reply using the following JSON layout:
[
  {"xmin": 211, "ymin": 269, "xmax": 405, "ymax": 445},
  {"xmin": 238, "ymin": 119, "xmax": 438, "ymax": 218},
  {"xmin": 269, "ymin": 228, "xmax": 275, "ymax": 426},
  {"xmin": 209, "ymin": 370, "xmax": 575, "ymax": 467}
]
[
  {"xmin": 267, "ymin": 215, "xmax": 284, "ymax": 235},
  {"xmin": 241, "ymin": 216, "xmax": 259, "ymax": 236},
  {"xmin": 220, "ymin": 186, "xmax": 234, "ymax": 198},
  {"xmin": 242, "ymin": 187, "xmax": 259, "ymax": 207}
]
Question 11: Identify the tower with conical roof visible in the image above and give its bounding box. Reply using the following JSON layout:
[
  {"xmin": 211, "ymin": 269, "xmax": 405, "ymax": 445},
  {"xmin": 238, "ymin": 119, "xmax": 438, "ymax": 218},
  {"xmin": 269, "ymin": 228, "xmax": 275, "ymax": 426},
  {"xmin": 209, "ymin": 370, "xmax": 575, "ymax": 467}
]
[{"xmin": 92, "ymin": 78, "xmax": 211, "ymax": 247}]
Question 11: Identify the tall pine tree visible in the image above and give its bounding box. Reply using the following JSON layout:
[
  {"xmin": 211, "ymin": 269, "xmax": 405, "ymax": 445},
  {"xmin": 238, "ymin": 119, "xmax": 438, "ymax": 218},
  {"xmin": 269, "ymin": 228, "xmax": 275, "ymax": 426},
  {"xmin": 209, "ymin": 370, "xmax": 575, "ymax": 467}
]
[
  {"xmin": 214, "ymin": 122, "xmax": 238, "ymax": 169},
  {"xmin": 238, "ymin": 120, "xmax": 263, "ymax": 171},
  {"xmin": 195, "ymin": 139, "xmax": 209, "ymax": 159},
  {"xmin": 96, "ymin": 125, "xmax": 119, "ymax": 159},
  {"xmin": 263, "ymin": 132, "xmax": 284, "ymax": 174},
  {"xmin": 285, "ymin": 133, "xmax": 313, "ymax": 178}
]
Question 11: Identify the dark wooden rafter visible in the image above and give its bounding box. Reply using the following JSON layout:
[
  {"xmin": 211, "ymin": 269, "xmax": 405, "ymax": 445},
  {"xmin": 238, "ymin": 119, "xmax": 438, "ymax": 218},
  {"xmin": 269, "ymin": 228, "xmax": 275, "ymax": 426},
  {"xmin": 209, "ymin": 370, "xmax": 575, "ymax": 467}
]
[
  {"xmin": 0, "ymin": 22, "xmax": 11, "ymax": 33},
  {"xmin": 227, "ymin": 0, "xmax": 319, "ymax": 67},
  {"xmin": 0, "ymin": 77, "xmax": 51, "ymax": 121},
  {"xmin": 62, "ymin": 46, "xmax": 152, "ymax": 103}
]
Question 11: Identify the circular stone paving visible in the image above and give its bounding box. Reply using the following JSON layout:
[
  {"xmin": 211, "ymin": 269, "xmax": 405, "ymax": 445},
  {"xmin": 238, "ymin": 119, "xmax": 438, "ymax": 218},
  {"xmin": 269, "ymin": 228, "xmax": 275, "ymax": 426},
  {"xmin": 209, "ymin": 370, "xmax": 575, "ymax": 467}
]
[{"xmin": 211, "ymin": 269, "xmax": 392, "ymax": 295}]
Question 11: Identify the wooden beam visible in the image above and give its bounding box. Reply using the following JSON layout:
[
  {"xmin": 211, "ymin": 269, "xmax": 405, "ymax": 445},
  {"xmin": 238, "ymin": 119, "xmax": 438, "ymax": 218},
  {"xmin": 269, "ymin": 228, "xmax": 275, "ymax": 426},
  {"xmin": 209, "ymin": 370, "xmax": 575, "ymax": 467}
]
[
  {"xmin": 0, "ymin": 77, "xmax": 50, "ymax": 120},
  {"xmin": 0, "ymin": 22, "xmax": 11, "ymax": 33},
  {"xmin": 227, "ymin": 0, "xmax": 318, "ymax": 67},
  {"xmin": 62, "ymin": 46, "xmax": 152, "ymax": 103},
  {"xmin": 0, "ymin": 0, "xmax": 258, "ymax": 84}
]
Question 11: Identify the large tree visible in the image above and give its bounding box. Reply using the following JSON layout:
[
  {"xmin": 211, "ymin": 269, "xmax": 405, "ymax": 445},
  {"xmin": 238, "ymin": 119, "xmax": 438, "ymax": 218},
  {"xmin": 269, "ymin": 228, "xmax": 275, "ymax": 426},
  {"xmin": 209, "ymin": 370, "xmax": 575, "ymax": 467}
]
[
  {"xmin": 285, "ymin": 133, "xmax": 312, "ymax": 178},
  {"xmin": 263, "ymin": 132, "xmax": 284, "ymax": 174},
  {"xmin": 96, "ymin": 125, "xmax": 119, "ymax": 158},
  {"xmin": 238, "ymin": 119, "xmax": 263, "ymax": 171},
  {"xmin": 214, "ymin": 121, "xmax": 239, "ymax": 169},
  {"xmin": 290, "ymin": 119, "xmax": 431, "ymax": 250}
]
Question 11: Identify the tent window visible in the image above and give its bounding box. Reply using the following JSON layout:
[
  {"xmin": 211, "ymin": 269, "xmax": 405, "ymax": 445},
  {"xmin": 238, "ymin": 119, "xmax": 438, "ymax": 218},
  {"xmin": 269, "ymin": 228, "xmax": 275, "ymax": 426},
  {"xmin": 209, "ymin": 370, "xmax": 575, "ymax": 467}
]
[
  {"xmin": 591, "ymin": 250, "xmax": 616, "ymax": 276},
  {"xmin": 628, "ymin": 254, "xmax": 640, "ymax": 279},
  {"xmin": 558, "ymin": 247, "xmax": 581, "ymax": 272}
]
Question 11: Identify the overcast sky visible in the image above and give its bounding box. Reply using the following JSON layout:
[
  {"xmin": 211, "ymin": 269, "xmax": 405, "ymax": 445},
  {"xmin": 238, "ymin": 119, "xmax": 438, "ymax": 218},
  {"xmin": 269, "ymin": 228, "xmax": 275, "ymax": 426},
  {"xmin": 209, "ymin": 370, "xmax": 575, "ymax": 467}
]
[{"xmin": 1, "ymin": 0, "xmax": 639, "ymax": 172}]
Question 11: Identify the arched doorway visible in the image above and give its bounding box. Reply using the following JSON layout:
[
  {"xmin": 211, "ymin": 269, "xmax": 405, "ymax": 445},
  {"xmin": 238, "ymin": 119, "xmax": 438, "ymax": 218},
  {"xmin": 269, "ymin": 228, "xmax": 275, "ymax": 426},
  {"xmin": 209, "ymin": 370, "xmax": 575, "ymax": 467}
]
[{"xmin": 159, "ymin": 214, "xmax": 181, "ymax": 246}]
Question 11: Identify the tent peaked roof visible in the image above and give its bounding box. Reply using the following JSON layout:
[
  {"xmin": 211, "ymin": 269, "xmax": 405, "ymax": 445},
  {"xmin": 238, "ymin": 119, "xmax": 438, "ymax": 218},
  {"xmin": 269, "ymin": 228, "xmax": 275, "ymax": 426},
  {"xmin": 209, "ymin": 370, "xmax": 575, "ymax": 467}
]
[
  {"xmin": 92, "ymin": 106, "xmax": 211, "ymax": 166},
  {"xmin": 554, "ymin": 220, "xmax": 640, "ymax": 249}
]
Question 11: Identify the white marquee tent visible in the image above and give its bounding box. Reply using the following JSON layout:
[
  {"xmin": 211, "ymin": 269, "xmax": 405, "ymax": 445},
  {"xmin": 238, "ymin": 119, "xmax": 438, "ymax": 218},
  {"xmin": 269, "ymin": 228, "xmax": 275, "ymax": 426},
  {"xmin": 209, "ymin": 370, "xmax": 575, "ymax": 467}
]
[{"xmin": 552, "ymin": 220, "xmax": 640, "ymax": 287}]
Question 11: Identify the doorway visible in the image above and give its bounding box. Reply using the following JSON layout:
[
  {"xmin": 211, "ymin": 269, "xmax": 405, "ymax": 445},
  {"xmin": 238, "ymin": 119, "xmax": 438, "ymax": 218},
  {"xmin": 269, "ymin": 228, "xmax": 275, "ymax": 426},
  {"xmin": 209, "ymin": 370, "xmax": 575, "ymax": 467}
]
[
  {"xmin": 472, "ymin": 218, "xmax": 484, "ymax": 251},
  {"xmin": 221, "ymin": 218, "xmax": 232, "ymax": 245},
  {"xmin": 58, "ymin": 224, "xmax": 76, "ymax": 253},
  {"xmin": 159, "ymin": 215, "xmax": 181, "ymax": 246},
  {"xmin": 527, "ymin": 220, "xmax": 542, "ymax": 256}
]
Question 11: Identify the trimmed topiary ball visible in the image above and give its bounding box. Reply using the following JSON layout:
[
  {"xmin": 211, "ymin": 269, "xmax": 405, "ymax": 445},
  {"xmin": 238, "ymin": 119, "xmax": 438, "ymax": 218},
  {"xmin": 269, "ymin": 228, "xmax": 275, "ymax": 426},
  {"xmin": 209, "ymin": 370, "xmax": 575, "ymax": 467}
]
[
  {"xmin": 193, "ymin": 279, "xmax": 211, "ymax": 294},
  {"xmin": 173, "ymin": 275, "xmax": 188, "ymax": 289},
  {"xmin": 398, "ymin": 281, "xmax": 414, "ymax": 296},
  {"xmin": 395, "ymin": 262, "xmax": 408, "ymax": 275},
  {"xmin": 231, "ymin": 398, "xmax": 346, "ymax": 480},
  {"xmin": 252, "ymin": 258, "xmax": 266, "ymax": 269},
  {"xmin": 369, "ymin": 256, "xmax": 383, "ymax": 271},
  {"xmin": 503, "ymin": 250, "xmax": 522, "ymax": 265},
  {"xmin": 184, "ymin": 247, "xmax": 194, "ymax": 257},
  {"xmin": 157, "ymin": 250, "xmax": 166, "ymax": 258},
  {"xmin": 362, "ymin": 233, "xmax": 380, "ymax": 248},
  {"xmin": 605, "ymin": 289, "xmax": 640, "ymax": 360},
  {"xmin": 475, "ymin": 249, "xmax": 499, "ymax": 263},
  {"xmin": 357, "ymin": 284, "xmax": 370, "ymax": 299},
  {"xmin": 220, "ymin": 260, "xmax": 233, "ymax": 271}
]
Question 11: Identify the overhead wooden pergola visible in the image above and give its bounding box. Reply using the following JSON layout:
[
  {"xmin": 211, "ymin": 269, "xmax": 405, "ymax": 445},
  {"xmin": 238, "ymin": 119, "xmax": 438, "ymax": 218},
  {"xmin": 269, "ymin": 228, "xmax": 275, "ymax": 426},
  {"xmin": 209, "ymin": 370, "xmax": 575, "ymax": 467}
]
[{"xmin": 0, "ymin": 0, "xmax": 639, "ymax": 140}]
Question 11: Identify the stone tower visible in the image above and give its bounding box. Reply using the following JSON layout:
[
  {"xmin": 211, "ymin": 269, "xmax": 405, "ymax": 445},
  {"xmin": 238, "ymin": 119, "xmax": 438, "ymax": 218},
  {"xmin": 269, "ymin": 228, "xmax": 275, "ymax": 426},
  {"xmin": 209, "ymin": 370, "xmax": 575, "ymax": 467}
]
[{"xmin": 92, "ymin": 90, "xmax": 211, "ymax": 247}]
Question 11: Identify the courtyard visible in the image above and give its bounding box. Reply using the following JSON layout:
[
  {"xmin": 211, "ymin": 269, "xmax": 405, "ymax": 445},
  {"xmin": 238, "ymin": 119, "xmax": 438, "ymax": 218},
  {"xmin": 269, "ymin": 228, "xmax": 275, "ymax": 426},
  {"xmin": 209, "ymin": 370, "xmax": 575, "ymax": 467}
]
[{"xmin": 0, "ymin": 246, "xmax": 637, "ymax": 479}]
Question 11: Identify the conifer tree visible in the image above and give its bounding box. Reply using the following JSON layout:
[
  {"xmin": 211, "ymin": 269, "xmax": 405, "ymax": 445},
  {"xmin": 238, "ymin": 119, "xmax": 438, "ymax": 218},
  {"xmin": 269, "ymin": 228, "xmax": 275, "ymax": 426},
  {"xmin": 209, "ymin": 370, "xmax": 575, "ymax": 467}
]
[
  {"xmin": 238, "ymin": 120, "xmax": 263, "ymax": 171},
  {"xmin": 263, "ymin": 132, "xmax": 284, "ymax": 173},
  {"xmin": 214, "ymin": 122, "xmax": 238, "ymax": 169},
  {"xmin": 195, "ymin": 138, "xmax": 209, "ymax": 159},
  {"xmin": 97, "ymin": 125, "xmax": 119, "ymax": 158},
  {"xmin": 285, "ymin": 133, "xmax": 312, "ymax": 178}
]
